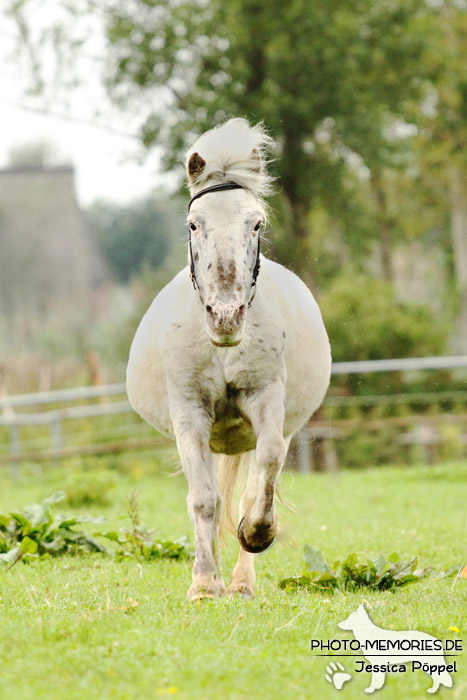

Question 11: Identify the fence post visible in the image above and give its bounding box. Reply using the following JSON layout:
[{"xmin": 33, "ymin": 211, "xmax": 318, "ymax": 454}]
[
  {"xmin": 297, "ymin": 428, "xmax": 313, "ymax": 473},
  {"xmin": 49, "ymin": 414, "xmax": 63, "ymax": 451},
  {"xmin": 322, "ymin": 438, "xmax": 338, "ymax": 472},
  {"xmin": 9, "ymin": 423, "xmax": 20, "ymax": 480}
]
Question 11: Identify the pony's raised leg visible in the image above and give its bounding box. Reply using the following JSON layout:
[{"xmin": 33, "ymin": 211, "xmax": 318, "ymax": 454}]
[
  {"xmin": 236, "ymin": 381, "xmax": 288, "ymax": 553},
  {"xmin": 170, "ymin": 398, "xmax": 225, "ymax": 601}
]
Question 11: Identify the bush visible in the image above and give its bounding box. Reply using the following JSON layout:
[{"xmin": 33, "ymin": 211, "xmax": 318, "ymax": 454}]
[
  {"xmin": 86, "ymin": 198, "xmax": 176, "ymax": 284},
  {"xmin": 65, "ymin": 471, "xmax": 116, "ymax": 507},
  {"xmin": 319, "ymin": 271, "xmax": 447, "ymax": 394}
]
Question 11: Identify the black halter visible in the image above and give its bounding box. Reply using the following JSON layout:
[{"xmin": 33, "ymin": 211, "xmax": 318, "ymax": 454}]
[{"xmin": 187, "ymin": 182, "xmax": 261, "ymax": 307}]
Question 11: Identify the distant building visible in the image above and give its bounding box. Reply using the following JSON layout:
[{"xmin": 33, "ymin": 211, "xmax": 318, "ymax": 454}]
[{"xmin": 0, "ymin": 165, "xmax": 109, "ymax": 322}]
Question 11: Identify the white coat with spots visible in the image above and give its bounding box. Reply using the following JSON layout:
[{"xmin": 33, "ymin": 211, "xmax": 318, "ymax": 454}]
[{"xmin": 127, "ymin": 119, "xmax": 331, "ymax": 600}]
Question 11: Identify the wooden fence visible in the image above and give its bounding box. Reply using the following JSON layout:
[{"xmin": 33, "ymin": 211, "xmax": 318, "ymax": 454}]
[{"xmin": 1, "ymin": 355, "xmax": 466, "ymax": 474}]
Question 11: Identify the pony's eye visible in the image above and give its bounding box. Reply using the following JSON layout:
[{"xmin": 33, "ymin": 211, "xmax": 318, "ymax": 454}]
[
  {"xmin": 189, "ymin": 222, "xmax": 197, "ymax": 232},
  {"xmin": 253, "ymin": 221, "xmax": 262, "ymax": 232}
]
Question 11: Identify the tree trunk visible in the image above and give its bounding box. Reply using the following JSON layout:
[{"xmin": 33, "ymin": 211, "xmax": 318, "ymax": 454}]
[
  {"xmin": 243, "ymin": 2, "xmax": 267, "ymax": 94},
  {"xmin": 288, "ymin": 199, "xmax": 311, "ymax": 240},
  {"xmin": 282, "ymin": 195, "xmax": 314, "ymax": 287},
  {"xmin": 371, "ymin": 171, "xmax": 393, "ymax": 283},
  {"xmin": 279, "ymin": 129, "xmax": 315, "ymax": 284},
  {"xmin": 448, "ymin": 166, "xmax": 467, "ymax": 352}
]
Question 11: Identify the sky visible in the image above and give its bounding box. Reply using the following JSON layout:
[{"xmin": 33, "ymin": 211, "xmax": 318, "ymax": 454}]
[
  {"xmin": 0, "ymin": 98, "xmax": 173, "ymax": 207},
  {"xmin": 0, "ymin": 2, "xmax": 177, "ymax": 207}
]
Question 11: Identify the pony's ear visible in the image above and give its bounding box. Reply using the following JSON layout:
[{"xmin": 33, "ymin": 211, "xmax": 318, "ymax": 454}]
[{"xmin": 187, "ymin": 152, "xmax": 206, "ymax": 182}]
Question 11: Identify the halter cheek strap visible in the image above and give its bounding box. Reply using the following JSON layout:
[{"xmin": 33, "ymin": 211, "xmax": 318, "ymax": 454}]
[{"xmin": 187, "ymin": 182, "xmax": 261, "ymax": 308}]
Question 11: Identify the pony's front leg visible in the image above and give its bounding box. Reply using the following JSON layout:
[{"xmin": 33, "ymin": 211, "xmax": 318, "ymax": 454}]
[
  {"xmin": 236, "ymin": 381, "xmax": 288, "ymax": 554},
  {"xmin": 170, "ymin": 399, "xmax": 225, "ymax": 601}
]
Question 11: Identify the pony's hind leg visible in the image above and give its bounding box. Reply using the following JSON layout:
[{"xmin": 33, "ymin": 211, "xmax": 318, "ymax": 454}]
[
  {"xmin": 228, "ymin": 548, "xmax": 255, "ymax": 597},
  {"xmin": 229, "ymin": 461, "xmax": 257, "ymax": 597},
  {"xmin": 236, "ymin": 381, "xmax": 288, "ymax": 554}
]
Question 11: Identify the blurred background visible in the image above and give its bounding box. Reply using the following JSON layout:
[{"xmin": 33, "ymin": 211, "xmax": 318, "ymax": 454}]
[{"xmin": 1, "ymin": 0, "xmax": 467, "ymax": 471}]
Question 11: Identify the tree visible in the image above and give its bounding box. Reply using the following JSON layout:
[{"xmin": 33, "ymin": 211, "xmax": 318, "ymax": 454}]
[
  {"xmin": 407, "ymin": 0, "xmax": 467, "ymax": 351},
  {"xmin": 319, "ymin": 270, "xmax": 447, "ymax": 393},
  {"xmin": 101, "ymin": 0, "xmax": 432, "ymax": 280},
  {"xmin": 86, "ymin": 197, "xmax": 177, "ymax": 283},
  {"xmin": 4, "ymin": 0, "xmax": 455, "ymax": 297}
]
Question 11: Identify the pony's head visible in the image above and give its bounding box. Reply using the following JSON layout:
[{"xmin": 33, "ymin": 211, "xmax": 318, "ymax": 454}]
[{"xmin": 185, "ymin": 118, "xmax": 274, "ymax": 347}]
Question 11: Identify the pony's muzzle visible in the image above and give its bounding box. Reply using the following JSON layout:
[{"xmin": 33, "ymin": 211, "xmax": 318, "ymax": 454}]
[{"xmin": 205, "ymin": 302, "xmax": 246, "ymax": 346}]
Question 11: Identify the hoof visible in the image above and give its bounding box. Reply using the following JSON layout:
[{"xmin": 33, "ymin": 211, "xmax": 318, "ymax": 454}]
[
  {"xmin": 187, "ymin": 576, "xmax": 225, "ymax": 602},
  {"xmin": 237, "ymin": 515, "xmax": 276, "ymax": 554},
  {"xmin": 187, "ymin": 589, "xmax": 215, "ymax": 602}
]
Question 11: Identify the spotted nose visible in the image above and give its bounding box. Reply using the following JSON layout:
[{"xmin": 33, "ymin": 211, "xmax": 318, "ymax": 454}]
[{"xmin": 205, "ymin": 302, "xmax": 246, "ymax": 332}]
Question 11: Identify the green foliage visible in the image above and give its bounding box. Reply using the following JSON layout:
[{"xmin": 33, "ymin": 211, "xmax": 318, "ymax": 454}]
[
  {"xmin": 0, "ymin": 488, "xmax": 192, "ymax": 568},
  {"xmin": 320, "ymin": 271, "xmax": 445, "ymax": 363},
  {"xmin": 0, "ymin": 491, "xmax": 106, "ymax": 567},
  {"xmin": 86, "ymin": 197, "xmax": 178, "ymax": 283},
  {"xmin": 279, "ymin": 545, "xmax": 457, "ymax": 593},
  {"xmin": 103, "ymin": 0, "xmax": 434, "ymax": 273},
  {"xmin": 99, "ymin": 491, "xmax": 193, "ymax": 561},
  {"xmin": 5, "ymin": 0, "xmax": 466, "ymax": 360},
  {"xmin": 100, "ymin": 529, "xmax": 193, "ymax": 561},
  {"xmin": 106, "ymin": 0, "xmax": 429, "ymax": 162},
  {"xmin": 64, "ymin": 471, "xmax": 116, "ymax": 508},
  {"xmin": 319, "ymin": 270, "xmax": 446, "ymax": 393},
  {"xmin": 334, "ymin": 428, "xmax": 405, "ymax": 470}
]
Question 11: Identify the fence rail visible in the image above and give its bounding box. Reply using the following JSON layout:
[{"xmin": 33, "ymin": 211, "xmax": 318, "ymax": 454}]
[
  {"xmin": 0, "ymin": 382, "xmax": 126, "ymax": 410},
  {"xmin": 330, "ymin": 354, "xmax": 467, "ymax": 374},
  {"xmin": 1, "ymin": 355, "xmax": 466, "ymax": 412},
  {"xmin": 1, "ymin": 355, "xmax": 466, "ymax": 472}
]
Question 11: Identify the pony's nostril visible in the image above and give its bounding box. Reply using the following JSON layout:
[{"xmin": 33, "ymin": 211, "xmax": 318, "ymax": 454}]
[
  {"xmin": 205, "ymin": 305, "xmax": 213, "ymax": 314},
  {"xmin": 236, "ymin": 304, "xmax": 246, "ymax": 320}
]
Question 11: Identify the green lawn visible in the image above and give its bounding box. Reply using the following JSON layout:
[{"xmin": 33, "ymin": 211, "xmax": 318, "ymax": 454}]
[{"xmin": 0, "ymin": 456, "xmax": 466, "ymax": 700}]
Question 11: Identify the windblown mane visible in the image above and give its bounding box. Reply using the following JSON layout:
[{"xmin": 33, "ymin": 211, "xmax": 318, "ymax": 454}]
[{"xmin": 185, "ymin": 118, "xmax": 275, "ymax": 203}]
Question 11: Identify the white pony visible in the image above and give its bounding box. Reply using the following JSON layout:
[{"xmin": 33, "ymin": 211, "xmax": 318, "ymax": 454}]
[{"xmin": 127, "ymin": 119, "xmax": 331, "ymax": 600}]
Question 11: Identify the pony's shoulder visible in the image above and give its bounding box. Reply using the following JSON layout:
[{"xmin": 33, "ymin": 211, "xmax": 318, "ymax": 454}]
[
  {"xmin": 139, "ymin": 267, "xmax": 192, "ymax": 326},
  {"xmin": 261, "ymin": 257, "xmax": 314, "ymax": 296}
]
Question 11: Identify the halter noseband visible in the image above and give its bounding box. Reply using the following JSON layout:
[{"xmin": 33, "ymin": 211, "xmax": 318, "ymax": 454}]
[{"xmin": 187, "ymin": 182, "xmax": 261, "ymax": 308}]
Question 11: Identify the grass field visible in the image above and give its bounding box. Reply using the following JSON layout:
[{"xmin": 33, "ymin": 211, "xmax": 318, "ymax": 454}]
[{"xmin": 0, "ymin": 455, "xmax": 466, "ymax": 700}]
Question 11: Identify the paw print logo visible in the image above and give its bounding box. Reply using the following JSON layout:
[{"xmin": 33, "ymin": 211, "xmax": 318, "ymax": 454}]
[{"xmin": 325, "ymin": 662, "xmax": 352, "ymax": 690}]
